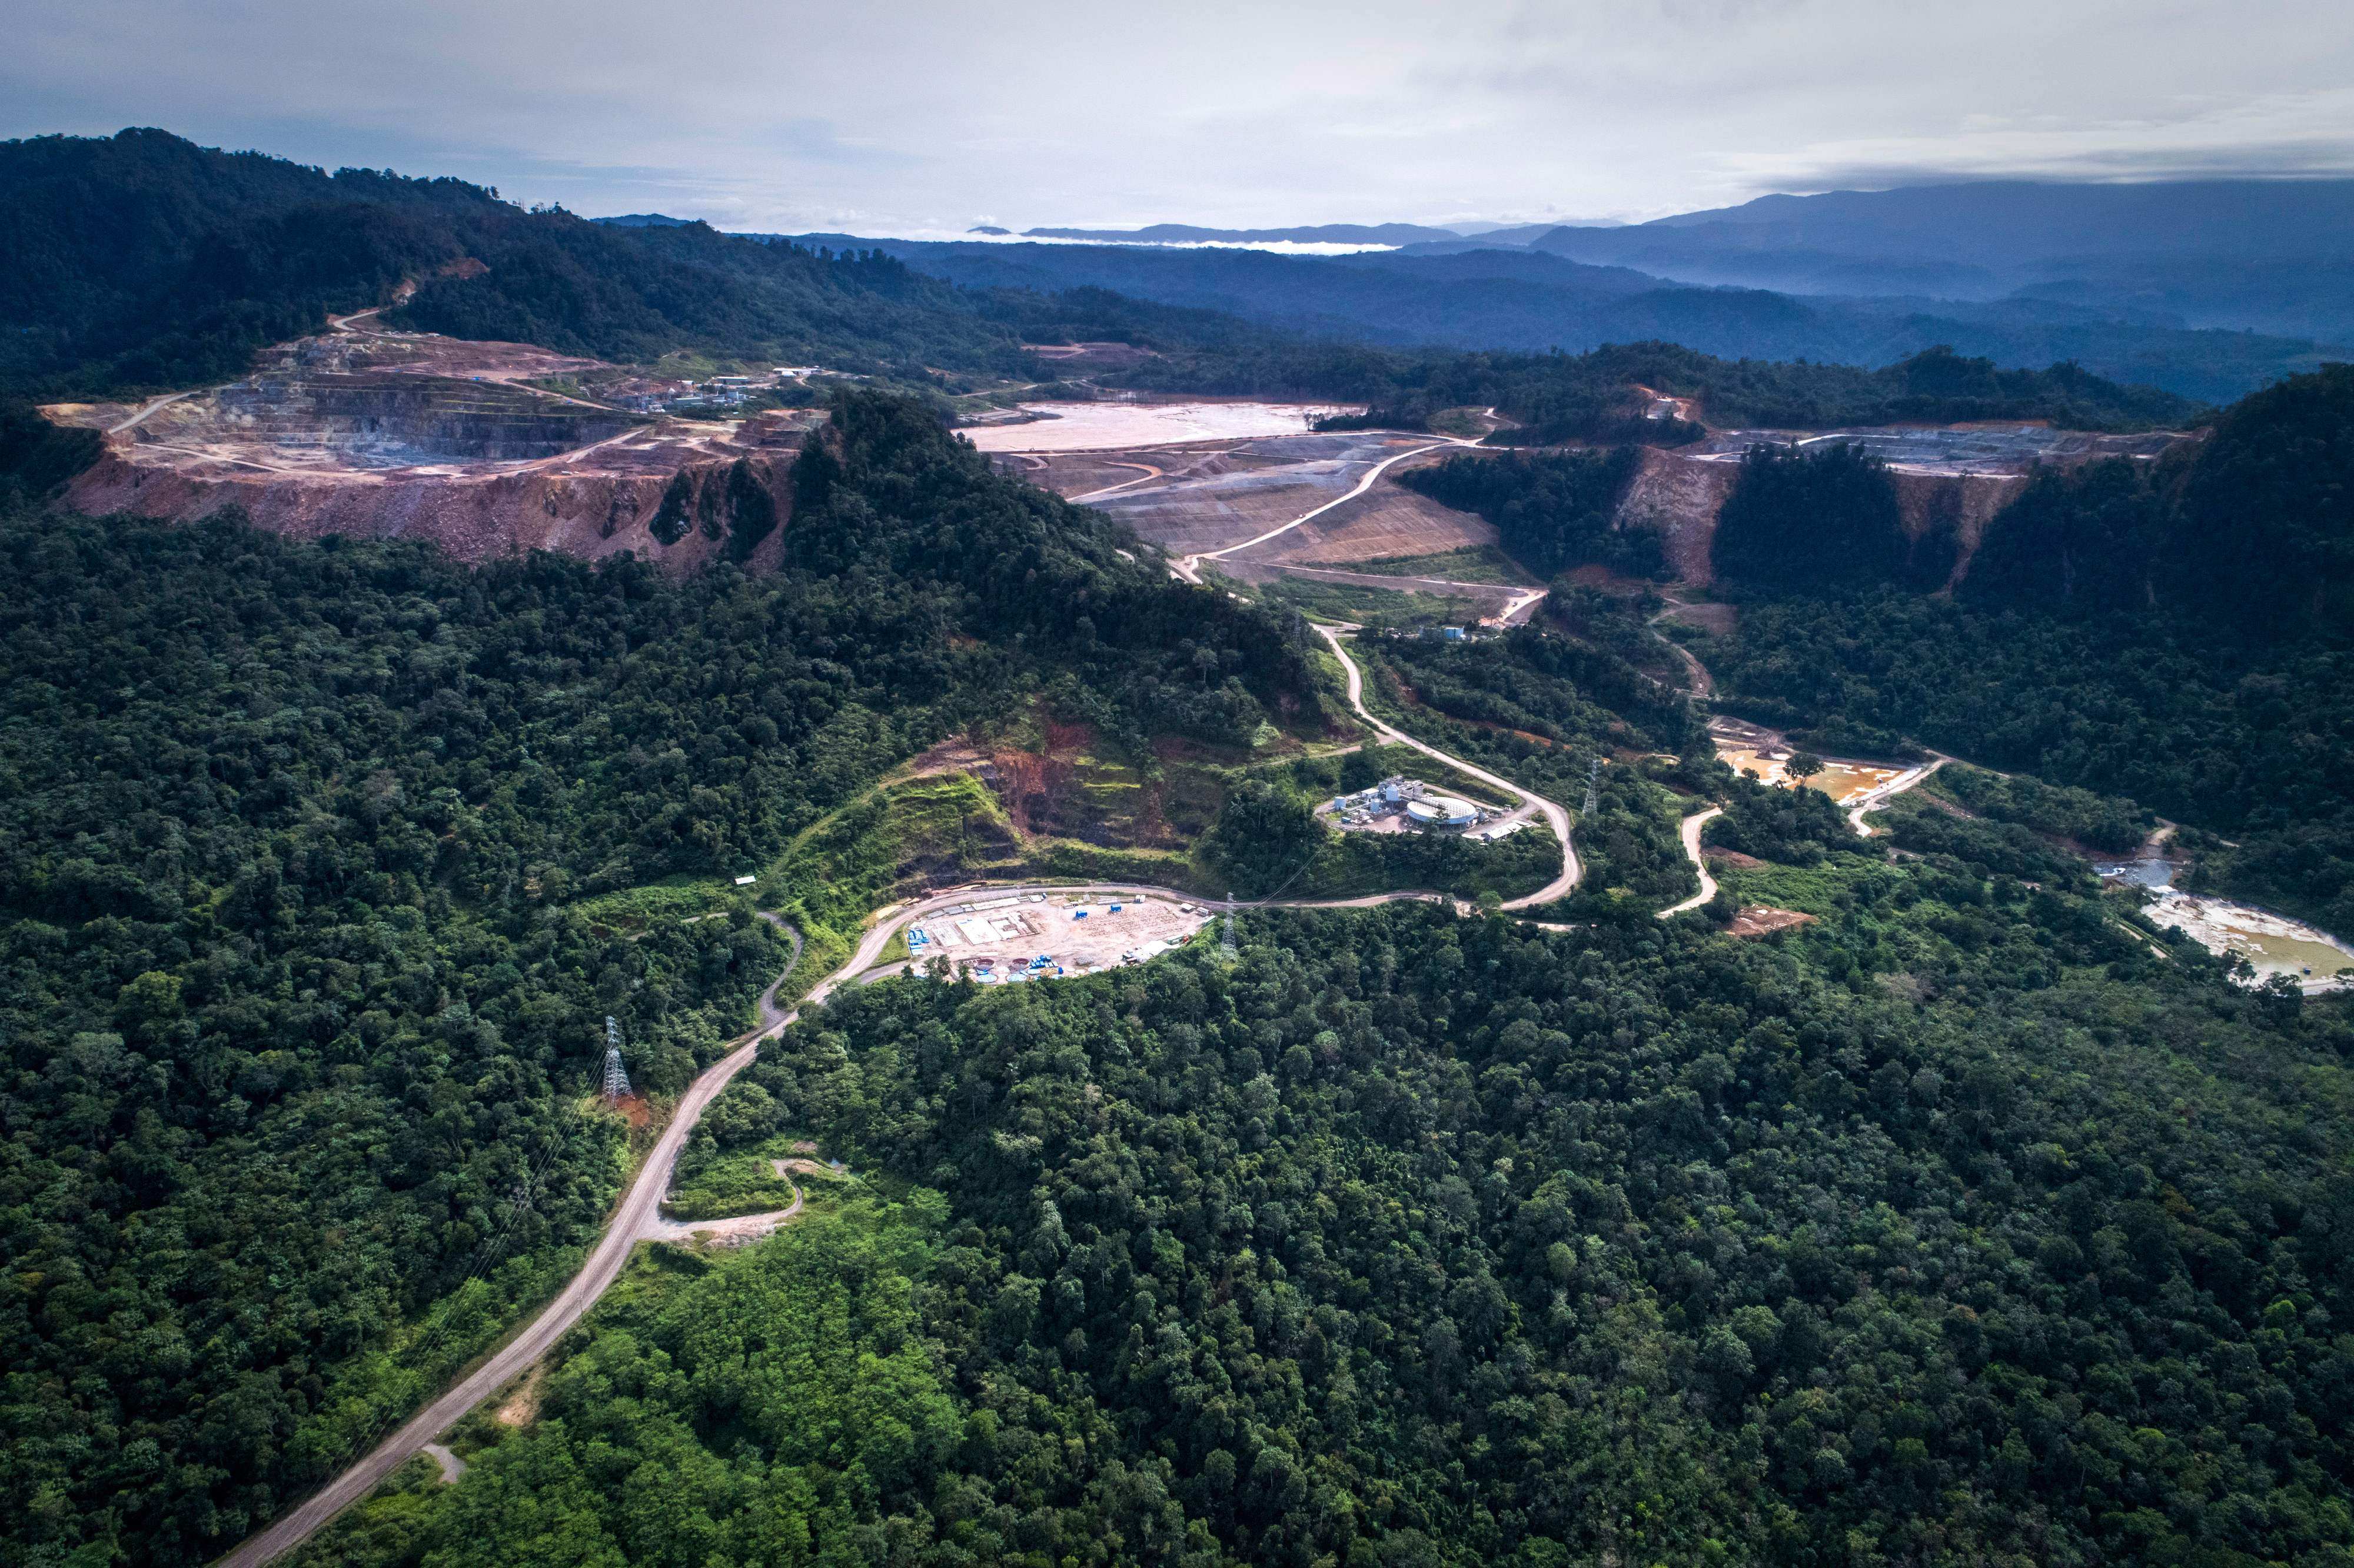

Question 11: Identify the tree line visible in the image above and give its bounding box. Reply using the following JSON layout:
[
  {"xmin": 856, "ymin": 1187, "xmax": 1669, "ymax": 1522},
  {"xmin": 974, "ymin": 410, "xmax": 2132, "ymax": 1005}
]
[{"xmin": 295, "ymin": 788, "xmax": 2354, "ymax": 1566}]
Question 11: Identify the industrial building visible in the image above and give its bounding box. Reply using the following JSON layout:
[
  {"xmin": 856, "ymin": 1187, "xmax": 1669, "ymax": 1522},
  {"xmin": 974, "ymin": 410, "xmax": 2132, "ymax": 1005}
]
[
  {"xmin": 1324, "ymin": 775, "xmax": 1498, "ymax": 834},
  {"xmin": 1406, "ymin": 794, "xmax": 1480, "ymax": 828}
]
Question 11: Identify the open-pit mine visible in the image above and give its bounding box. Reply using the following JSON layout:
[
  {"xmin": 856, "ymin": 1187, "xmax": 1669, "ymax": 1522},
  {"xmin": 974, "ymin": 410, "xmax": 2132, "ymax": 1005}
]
[
  {"xmin": 988, "ymin": 400, "xmax": 2198, "ymax": 612},
  {"xmin": 998, "ymin": 421, "xmax": 1546, "ymax": 623},
  {"xmin": 42, "ymin": 319, "xmax": 819, "ymax": 567}
]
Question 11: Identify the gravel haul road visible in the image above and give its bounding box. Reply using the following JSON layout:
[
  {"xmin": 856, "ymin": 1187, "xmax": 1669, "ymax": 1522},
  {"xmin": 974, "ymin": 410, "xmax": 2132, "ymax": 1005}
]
[
  {"xmin": 1657, "ymin": 806, "xmax": 1725, "ymax": 917},
  {"xmin": 1311, "ymin": 623, "xmax": 1580, "ymax": 908},
  {"xmin": 218, "ymin": 664, "xmax": 1589, "ymax": 1568}
]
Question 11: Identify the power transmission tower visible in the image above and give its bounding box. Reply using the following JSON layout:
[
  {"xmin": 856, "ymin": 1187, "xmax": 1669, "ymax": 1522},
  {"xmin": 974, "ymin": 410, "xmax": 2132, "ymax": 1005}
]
[
  {"xmin": 1581, "ymin": 757, "xmax": 1600, "ymax": 818},
  {"xmin": 1221, "ymin": 893, "xmax": 1238, "ymax": 961},
  {"xmin": 600, "ymin": 1015, "xmax": 631, "ymax": 1101}
]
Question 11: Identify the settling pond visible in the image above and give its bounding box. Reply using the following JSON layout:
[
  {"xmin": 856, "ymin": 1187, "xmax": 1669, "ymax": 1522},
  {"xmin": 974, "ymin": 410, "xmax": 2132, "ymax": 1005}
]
[
  {"xmin": 2099, "ymin": 858, "xmax": 2354, "ymax": 993},
  {"xmin": 961, "ymin": 400, "xmax": 1359, "ymax": 452},
  {"xmin": 1710, "ymin": 718, "xmax": 1903, "ymax": 804}
]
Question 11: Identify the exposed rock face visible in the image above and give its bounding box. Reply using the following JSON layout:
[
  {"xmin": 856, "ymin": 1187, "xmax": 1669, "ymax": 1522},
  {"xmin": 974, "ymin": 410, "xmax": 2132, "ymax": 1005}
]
[
  {"xmin": 1619, "ymin": 445, "xmax": 1738, "ymax": 583},
  {"xmin": 64, "ymin": 431, "xmax": 805, "ymax": 569},
  {"xmin": 1887, "ymin": 469, "xmax": 2029, "ymax": 589},
  {"xmin": 44, "ymin": 327, "xmax": 816, "ymax": 570},
  {"xmin": 1612, "ymin": 425, "xmax": 2193, "ymax": 588}
]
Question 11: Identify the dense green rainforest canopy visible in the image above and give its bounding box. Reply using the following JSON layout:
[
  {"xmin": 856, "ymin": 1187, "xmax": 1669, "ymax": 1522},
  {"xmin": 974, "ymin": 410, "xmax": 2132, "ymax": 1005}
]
[
  {"xmin": 11, "ymin": 371, "xmax": 2354, "ymax": 1567},
  {"xmin": 2, "ymin": 129, "xmax": 2353, "ymax": 1564},
  {"xmin": 295, "ymin": 873, "xmax": 2354, "ymax": 1568},
  {"xmin": 0, "ymin": 395, "xmax": 1319, "ymax": 1566}
]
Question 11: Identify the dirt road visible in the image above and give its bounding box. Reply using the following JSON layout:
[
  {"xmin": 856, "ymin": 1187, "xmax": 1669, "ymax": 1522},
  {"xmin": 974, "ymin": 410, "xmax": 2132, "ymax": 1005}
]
[
  {"xmin": 1311, "ymin": 624, "xmax": 1580, "ymax": 907},
  {"xmin": 1174, "ymin": 438, "xmax": 1473, "ymax": 584},
  {"xmin": 1846, "ymin": 757, "xmax": 1947, "ymax": 837},
  {"xmin": 1650, "ymin": 622, "xmax": 1713, "ymax": 697},
  {"xmin": 218, "ymin": 737, "xmax": 1581, "ymax": 1566},
  {"xmin": 1072, "ymin": 461, "xmax": 1164, "ymax": 502},
  {"xmin": 105, "ymin": 389, "xmax": 199, "ymax": 435},
  {"xmin": 1657, "ymin": 807, "xmax": 1725, "ymax": 917}
]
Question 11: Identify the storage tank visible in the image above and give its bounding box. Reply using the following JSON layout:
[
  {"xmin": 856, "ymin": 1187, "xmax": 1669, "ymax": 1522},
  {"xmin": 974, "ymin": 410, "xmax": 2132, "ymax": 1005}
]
[{"xmin": 1405, "ymin": 794, "xmax": 1479, "ymax": 828}]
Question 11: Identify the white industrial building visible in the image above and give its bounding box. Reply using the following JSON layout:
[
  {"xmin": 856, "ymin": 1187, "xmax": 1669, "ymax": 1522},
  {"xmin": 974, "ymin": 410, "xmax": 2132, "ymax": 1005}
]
[
  {"xmin": 1325, "ymin": 775, "xmax": 1495, "ymax": 834},
  {"xmin": 1405, "ymin": 794, "xmax": 1480, "ymax": 828}
]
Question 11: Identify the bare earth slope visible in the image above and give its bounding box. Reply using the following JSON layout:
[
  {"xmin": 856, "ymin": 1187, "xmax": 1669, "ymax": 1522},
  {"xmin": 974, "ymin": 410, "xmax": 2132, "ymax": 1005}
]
[
  {"xmin": 43, "ymin": 322, "xmax": 817, "ymax": 568},
  {"xmin": 992, "ymin": 401, "xmax": 2195, "ymax": 601}
]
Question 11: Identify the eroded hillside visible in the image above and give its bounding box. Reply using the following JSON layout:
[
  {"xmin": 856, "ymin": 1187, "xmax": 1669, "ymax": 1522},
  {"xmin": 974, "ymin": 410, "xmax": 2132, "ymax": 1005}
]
[{"xmin": 42, "ymin": 319, "xmax": 817, "ymax": 566}]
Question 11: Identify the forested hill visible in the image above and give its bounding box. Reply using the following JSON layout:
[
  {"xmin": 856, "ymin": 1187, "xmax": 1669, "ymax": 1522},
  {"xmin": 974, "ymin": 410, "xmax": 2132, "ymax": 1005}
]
[
  {"xmin": 832, "ymin": 232, "xmax": 2330, "ymax": 403},
  {"xmin": 0, "ymin": 388, "xmax": 1322, "ymax": 1567},
  {"xmin": 1686, "ymin": 364, "xmax": 2354, "ymax": 938},
  {"xmin": 285, "ymin": 863, "xmax": 2354, "ymax": 1568},
  {"xmin": 0, "ymin": 129, "xmax": 1058, "ymax": 397},
  {"xmin": 1691, "ymin": 362, "xmax": 2354, "ymax": 640},
  {"xmin": 1235, "ymin": 340, "xmax": 2197, "ymax": 442}
]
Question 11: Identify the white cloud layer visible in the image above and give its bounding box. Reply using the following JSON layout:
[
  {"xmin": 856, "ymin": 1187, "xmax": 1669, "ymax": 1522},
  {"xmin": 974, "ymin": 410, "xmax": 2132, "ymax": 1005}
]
[{"xmin": 5, "ymin": 0, "xmax": 2349, "ymax": 232}]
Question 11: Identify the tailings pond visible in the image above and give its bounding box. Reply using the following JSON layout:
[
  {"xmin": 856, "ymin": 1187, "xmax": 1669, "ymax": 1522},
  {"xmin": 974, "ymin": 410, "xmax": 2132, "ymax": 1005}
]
[
  {"xmin": 962, "ymin": 401, "xmax": 1359, "ymax": 451},
  {"xmin": 2098, "ymin": 858, "xmax": 2354, "ymax": 993},
  {"xmin": 1709, "ymin": 717, "xmax": 1902, "ymax": 804}
]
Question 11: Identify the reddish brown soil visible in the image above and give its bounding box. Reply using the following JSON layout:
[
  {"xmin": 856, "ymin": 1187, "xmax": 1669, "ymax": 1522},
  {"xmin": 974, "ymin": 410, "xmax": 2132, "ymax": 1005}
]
[
  {"xmin": 63, "ymin": 428, "xmax": 806, "ymax": 568},
  {"xmin": 45, "ymin": 325, "xmax": 817, "ymax": 570},
  {"xmin": 1619, "ymin": 446, "xmax": 1740, "ymax": 583}
]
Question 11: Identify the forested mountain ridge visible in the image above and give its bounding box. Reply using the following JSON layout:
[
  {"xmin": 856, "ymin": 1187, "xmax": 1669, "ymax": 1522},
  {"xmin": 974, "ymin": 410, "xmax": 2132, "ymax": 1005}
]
[
  {"xmin": 0, "ymin": 128, "xmax": 2235, "ymax": 430},
  {"xmin": 0, "ymin": 128, "xmax": 1082, "ymax": 400},
  {"xmin": 1141, "ymin": 339, "xmax": 2196, "ymax": 446},
  {"xmin": 836, "ymin": 232, "xmax": 2331, "ymax": 403},
  {"xmin": 0, "ymin": 390, "xmax": 1326, "ymax": 1567},
  {"xmin": 1512, "ymin": 179, "xmax": 2354, "ymax": 343},
  {"xmin": 1, "ymin": 123, "xmax": 2225, "ymax": 554}
]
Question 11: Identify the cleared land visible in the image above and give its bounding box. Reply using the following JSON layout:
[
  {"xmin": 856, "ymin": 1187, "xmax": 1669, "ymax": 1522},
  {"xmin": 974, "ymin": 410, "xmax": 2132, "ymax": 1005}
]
[
  {"xmin": 905, "ymin": 891, "xmax": 1210, "ymax": 978},
  {"xmin": 1708, "ymin": 715, "xmax": 1907, "ymax": 804},
  {"xmin": 43, "ymin": 322, "xmax": 817, "ymax": 567},
  {"xmin": 962, "ymin": 400, "xmax": 1355, "ymax": 451}
]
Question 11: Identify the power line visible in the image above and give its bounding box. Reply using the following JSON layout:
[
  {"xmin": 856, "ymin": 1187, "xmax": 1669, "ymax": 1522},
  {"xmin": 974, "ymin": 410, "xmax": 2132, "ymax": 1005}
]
[{"xmin": 600, "ymin": 1015, "xmax": 631, "ymax": 1100}]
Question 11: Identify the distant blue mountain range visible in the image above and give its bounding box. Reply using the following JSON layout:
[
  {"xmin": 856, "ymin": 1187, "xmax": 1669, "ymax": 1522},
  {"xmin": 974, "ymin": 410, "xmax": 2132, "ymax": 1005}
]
[{"xmin": 593, "ymin": 180, "xmax": 2354, "ymax": 401}]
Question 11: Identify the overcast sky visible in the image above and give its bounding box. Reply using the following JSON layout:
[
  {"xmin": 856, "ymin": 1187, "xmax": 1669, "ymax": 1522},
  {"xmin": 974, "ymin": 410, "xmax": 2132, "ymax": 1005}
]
[{"xmin": 9, "ymin": 0, "xmax": 2352, "ymax": 235}]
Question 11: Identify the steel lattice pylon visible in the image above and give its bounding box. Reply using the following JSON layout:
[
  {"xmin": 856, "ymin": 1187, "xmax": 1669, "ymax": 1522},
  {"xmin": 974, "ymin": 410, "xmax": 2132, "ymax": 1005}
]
[{"xmin": 601, "ymin": 1015, "xmax": 631, "ymax": 1100}]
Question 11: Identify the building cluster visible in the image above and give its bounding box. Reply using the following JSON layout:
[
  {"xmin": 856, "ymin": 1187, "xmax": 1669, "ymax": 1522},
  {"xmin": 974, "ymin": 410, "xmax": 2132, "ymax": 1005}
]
[
  {"xmin": 1376, "ymin": 624, "xmax": 1475, "ymax": 644},
  {"xmin": 619, "ymin": 368, "xmax": 826, "ymax": 415},
  {"xmin": 1325, "ymin": 775, "xmax": 1494, "ymax": 833},
  {"xmin": 902, "ymin": 893, "xmax": 1209, "ymax": 983}
]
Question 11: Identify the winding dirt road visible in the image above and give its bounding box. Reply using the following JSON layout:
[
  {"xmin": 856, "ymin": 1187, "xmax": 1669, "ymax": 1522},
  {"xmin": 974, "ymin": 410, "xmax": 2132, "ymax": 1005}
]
[
  {"xmin": 106, "ymin": 389, "xmax": 198, "ymax": 435},
  {"xmin": 221, "ymin": 596, "xmax": 1612, "ymax": 1568},
  {"xmin": 1071, "ymin": 461, "xmax": 1165, "ymax": 502},
  {"xmin": 1657, "ymin": 807, "xmax": 1725, "ymax": 917},
  {"xmin": 1846, "ymin": 757, "xmax": 1947, "ymax": 837},
  {"xmin": 1311, "ymin": 624, "xmax": 1580, "ymax": 908}
]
